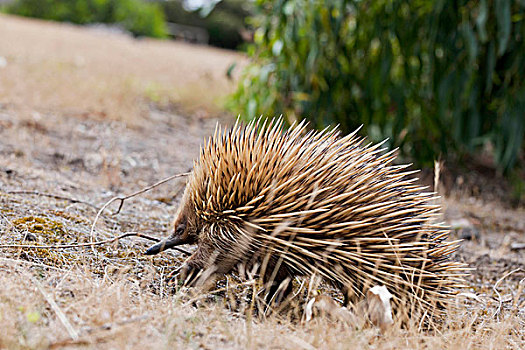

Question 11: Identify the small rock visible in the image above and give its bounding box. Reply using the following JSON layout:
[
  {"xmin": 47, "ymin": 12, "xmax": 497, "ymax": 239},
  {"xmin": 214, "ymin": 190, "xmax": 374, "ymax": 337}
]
[
  {"xmin": 459, "ymin": 226, "xmax": 480, "ymax": 241},
  {"xmin": 1, "ymin": 168, "xmax": 15, "ymax": 177},
  {"xmin": 510, "ymin": 243, "xmax": 525, "ymax": 251},
  {"xmin": 449, "ymin": 218, "xmax": 473, "ymax": 230}
]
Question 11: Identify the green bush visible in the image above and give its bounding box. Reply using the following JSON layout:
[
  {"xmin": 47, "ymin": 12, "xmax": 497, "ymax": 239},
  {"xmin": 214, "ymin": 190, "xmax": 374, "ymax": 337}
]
[
  {"xmin": 161, "ymin": 0, "xmax": 250, "ymax": 49},
  {"xmin": 230, "ymin": 0, "xmax": 525, "ymax": 172},
  {"xmin": 113, "ymin": 0, "xmax": 167, "ymax": 38},
  {"xmin": 4, "ymin": 0, "xmax": 167, "ymax": 38}
]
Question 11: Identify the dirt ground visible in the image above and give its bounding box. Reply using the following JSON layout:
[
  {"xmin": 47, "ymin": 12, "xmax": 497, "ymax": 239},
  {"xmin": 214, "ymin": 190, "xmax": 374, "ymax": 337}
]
[
  {"xmin": 0, "ymin": 14, "xmax": 524, "ymax": 349},
  {"xmin": 0, "ymin": 14, "xmax": 243, "ymax": 121}
]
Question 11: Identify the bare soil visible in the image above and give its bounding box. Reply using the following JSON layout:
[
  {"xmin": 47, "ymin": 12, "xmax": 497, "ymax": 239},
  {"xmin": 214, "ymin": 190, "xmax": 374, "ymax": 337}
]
[
  {"xmin": 0, "ymin": 14, "xmax": 524, "ymax": 349},
  {"xmin": 0, "ymin": 14, "xmax": 243, "ymax": 121}
]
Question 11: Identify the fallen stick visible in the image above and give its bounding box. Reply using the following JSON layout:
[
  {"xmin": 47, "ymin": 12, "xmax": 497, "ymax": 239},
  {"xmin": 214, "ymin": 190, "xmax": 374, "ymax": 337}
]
[
  {"xmin": 492, "ymin": 268, "xmax": 523, "ymax": 319},
  {"xmin": 5, "ymin": 190, "xmax": 96, "ymax": 208},
  {"xmin": 32, "ymin": 276, "xmax": 80, "ymax": 341},
  {"xmin": 0, "ymin": 231, "xmax": 191, "ymax": 255},
  {"xmin": 89, "ymin": 172, "xmax": 190, "ymax": 253}
]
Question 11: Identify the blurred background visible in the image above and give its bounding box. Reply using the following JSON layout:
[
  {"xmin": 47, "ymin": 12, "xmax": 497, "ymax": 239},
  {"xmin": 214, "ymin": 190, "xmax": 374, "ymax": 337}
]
[{"xmin": 0, "ymin": 0, "xmax": 524, "ymax": 204}]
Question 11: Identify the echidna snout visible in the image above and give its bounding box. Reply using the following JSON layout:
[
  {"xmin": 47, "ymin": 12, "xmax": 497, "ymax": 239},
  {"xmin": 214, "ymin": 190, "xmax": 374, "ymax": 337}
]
[
  {"xmin": 146, "ymin": 199, "xmax": 197, "ymax": 255},
  {"xmin": 145, "ymin": 232, "xmax": 188, "ymax": 255},
  {"xmin": 145, "ymin": 222, "xmax": 193, "ymax": 255},
  {"xmin": 145, "ymin": 118, "xmax": 467, "ymax": 318}
]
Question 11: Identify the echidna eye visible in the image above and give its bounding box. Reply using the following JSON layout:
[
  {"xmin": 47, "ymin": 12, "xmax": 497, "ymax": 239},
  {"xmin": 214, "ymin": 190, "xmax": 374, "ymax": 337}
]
[{"xmin": 175, "ymin": 223, "xmax": 186, "ymax": 235}]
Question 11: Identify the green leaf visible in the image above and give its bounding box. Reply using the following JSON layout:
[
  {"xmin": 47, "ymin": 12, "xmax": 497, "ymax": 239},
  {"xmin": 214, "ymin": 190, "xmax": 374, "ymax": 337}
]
[
  {"xmin": 283, "ymin": 2, "xmax": 294, "ymax": 16},
  {"xmin": 247, "ymin": 99, "xmax": 257, "ymax": 118},
  {"xmin": 226, "ymin": 62, "xmax": 237, "ymax": 80},
  {"xmin": 272, "ymin": 40, "xmax": 284, "ymax": 56},
  {"xmin": 485, "ymin": 41, "xmax": 496, "ymax": 94},
  {"xmin": 496, "ymin": 0, "xmax": 511, "ymax": 56},
  {"xmin": 461, "ymin": 23, "xmax": 478, "ymax": 63},
  {"xmin": 476, "ymin": 0, "xmax": 488, "ymax": 42},
  {"xmin": 228, "ymin": 0, "xmax": 525, "ymax": 173}
]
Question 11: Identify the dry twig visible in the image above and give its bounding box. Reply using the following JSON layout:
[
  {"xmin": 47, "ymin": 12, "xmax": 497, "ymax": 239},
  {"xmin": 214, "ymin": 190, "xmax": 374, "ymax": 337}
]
[
  {"xmin": 5, "ymin": 190, "xmax": 96, "ymax": 208},
  {"xmin": 434, "ymin": 160, "xmax": 442, "ymax": 194},
  {"xmin": 492, "ymin": 268, "xmax": 523, "ymax": 319},
  {"xmin": 89, "ymin": 172, "xmax": 190, "ymax": 252},
  {"xmin": 0, "ymin": 231, "xmax": 191, "ymax": 255},
  {"xmin": 31, "ymin": 275, "xmax": 80, "ymax": 340},
  {"xmin": 514, "ymin": 277, "xmax": 525, "ymax": 309}
]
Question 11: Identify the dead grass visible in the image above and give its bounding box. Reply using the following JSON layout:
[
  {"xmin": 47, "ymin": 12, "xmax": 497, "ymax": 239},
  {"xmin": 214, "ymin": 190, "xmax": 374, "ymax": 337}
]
[
  {"xmin": 0, "ymin": 263, "xmax": 523, "ymax": 349},
  {"xmin": 0, "ymin": 14, "xmax": 243, "ymax": 122},
  {"xmin": 0, "ymin": 14, "xmax": 524, "ymax": 350}
]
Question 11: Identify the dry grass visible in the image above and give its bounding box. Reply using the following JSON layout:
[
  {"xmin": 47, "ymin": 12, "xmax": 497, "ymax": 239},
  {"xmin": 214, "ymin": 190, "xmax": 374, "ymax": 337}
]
[
  {"xmin": 0, "ymin": 14, "xmax": 524, "ymax": 349},
  {"xmin": 0, "ymin": 261, "xmax": 523, "ymax": 349},
  {"xmin": 0, "ymin": 14, "xmax": 243, "ymax": 122}
]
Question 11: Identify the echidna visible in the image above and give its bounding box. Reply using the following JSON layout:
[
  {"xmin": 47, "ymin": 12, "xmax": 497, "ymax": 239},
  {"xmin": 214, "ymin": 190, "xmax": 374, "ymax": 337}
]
[{"xmin": 146, "ymin": 118, "xmax": 466, "ymax": 318}]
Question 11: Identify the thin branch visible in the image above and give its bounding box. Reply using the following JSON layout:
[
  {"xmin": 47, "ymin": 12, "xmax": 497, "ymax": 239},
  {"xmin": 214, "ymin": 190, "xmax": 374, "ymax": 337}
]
[
  {"xmin": 492, "ymin": 268, "xmax": 522, "ymax": 319},
  {"xmin": 5, "ymin": 190, "xmax": 96, "ymax": 208},
  {"xmin": 513, "ymin": 277, "xmax": 525, "ymax": 309},
  {"xmin": 89, "ymin": 172, "xmax": 190, "ymax": 253},
  {"xmin": 117, "ymin": 173, "xmax": 190, "ymax": 215},
  {"xmin": 0, "ymin": 232, "xmax": 191, "ymax": 255},
  {"xmin": 31, "ymin": 276, "xmax": 80, "ymax": 341}
]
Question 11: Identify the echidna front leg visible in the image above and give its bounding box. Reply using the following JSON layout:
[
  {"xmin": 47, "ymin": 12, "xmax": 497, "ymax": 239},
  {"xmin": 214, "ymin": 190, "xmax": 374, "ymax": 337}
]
[
  {"xmin": 177, "ymin": 245, "xmax": 223, "ymax": 290},
  {"xmin": 341, "ymin": 285, "xmax": 354, "ymax": 307},
  {"xmin": 333, "ymin": 280, "xmax": 363, "ymax": 307},
  {"xmin": 177, "ymin": 262, "xmax": 201, "ymax": 286}
]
